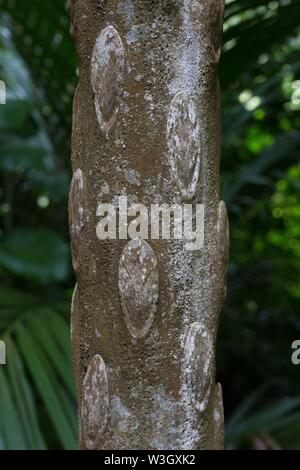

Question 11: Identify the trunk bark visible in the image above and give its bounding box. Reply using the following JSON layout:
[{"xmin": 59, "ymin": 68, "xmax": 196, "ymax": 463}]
[{"xmin": 69, "ymin": 0, "xmax": 228, "ymax": 450}]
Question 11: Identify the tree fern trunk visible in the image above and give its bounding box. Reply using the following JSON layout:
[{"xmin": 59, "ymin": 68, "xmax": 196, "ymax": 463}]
[{"xmin": 69, "ymin": 0, "xmax": 228, "ymax": 450}]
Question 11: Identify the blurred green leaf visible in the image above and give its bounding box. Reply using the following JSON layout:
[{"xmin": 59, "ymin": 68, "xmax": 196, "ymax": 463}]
[
  {"xmin": 5, "ymin": 338, "xmax": 46, "ymax": 450},
  {"xmin": 0, "ymin": 141, "xmax": 47, "ymax": 173},
  {"xmin": 0, "ymin": 229, "xmax": 70, "ymax": 284},
  {"xmin": 15, "ymin": 322, "xmax": 76, "ymax": 449},
  {"xmin": 0, "ymin": 100, "xmax": 34, "ymax": 131}
]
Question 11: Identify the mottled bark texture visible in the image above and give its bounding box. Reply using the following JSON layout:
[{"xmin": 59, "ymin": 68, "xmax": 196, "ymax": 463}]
[{"xmin": 69, "ymin": 0, "xmax": 228, "ymax": 450}]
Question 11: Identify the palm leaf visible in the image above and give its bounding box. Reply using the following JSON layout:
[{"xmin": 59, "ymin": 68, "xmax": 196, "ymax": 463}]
[{"xmin": 0, "ymin": 288, "xmax": 76, "ymax": 450}]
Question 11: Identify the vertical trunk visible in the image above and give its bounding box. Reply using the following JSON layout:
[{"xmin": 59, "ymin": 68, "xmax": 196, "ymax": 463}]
[{"xmin": 69, "ymin": 0, "xmax": 228, "ymax": 450}]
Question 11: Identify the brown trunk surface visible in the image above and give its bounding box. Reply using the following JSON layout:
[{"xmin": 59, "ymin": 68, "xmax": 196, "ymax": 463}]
[{"xmin": 69, "ymin": 0, "xmax": 228, "ymax": 450}]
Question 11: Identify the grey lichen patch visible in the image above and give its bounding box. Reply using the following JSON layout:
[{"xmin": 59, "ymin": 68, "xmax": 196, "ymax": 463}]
[
  {"xmin": 182, "ymin": 0, "xmax": 225, "ymax": 65},
  {"xmin": 117, "ymin": 0, "xmax": 135, "ymax": 28},
  {"xmin": 81, "ymin": 354, "xmax": 109, "ymax": 449},
  {"xmin": 98, "ymin": 181, "xmax": 110, "ymax": 199},
  {"xmin": 69, "ymin": 168, "xmax": 85, "ymax": 272},
  {"xmin": 147, "ymin": 385, "xmax": 184, "ymax": 450},
  {"xmin": 110, "ymin": 395, "xmax": 139, "ymax": 447},
  {"xmin": 167, "ymin": 92, "xmax": 201, "ymax": 201},
  {"xmin": 91, "ymin": 25, "xmax": 125, "ymax": 134},
  {"xmin": 125, "ymin": 168, "xmax": 141, "ymax": 186},
  {"xmin": 118, "ymin": 239, "xmax": 159, "ymax": 340},
  {"xmin": 182, "ymin": 322, "xmax": 214, "ymax": 414}
]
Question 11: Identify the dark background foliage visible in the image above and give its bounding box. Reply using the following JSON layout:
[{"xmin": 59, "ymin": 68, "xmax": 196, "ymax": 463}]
[{"xmin": 0, "ymin": 0, "xmax": 300, "ymax": 450}]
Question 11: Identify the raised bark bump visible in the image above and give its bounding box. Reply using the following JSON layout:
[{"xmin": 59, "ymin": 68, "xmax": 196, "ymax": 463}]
[
  {"xmin": 167, "ymin": 92, "xmax": 201, "ymax": 201},
  {"xmin": 69, "ymin": 168, "xmax": 85, "ymax": 273},
  {"xmin": 182, "ymin": 321, "xmax": 214, "ymax": 414},
  {"xmin": 217, "ymin": 200, "xmax": 230, "ymax": 300},
  {"xmin": 118, "ymin": 239, "xmax": 159, "ymax": 340},
  {"xmin": 206, "ymin": 382, "xmax": 224, "ymax": 449},
  {"xmin": 71, "ymin": 283, "xmax": 81, "ymax": 395},
  {"xmin": 81, "ymin": 354, "xmax": 109, "ymax": 450},
  {"xmin": 91, "ymin": 25, "xmax": 125, "ymax": 134},
  {"xmin": 212, "ymin": 383, "xmax": 224, "ymax": 449}
]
